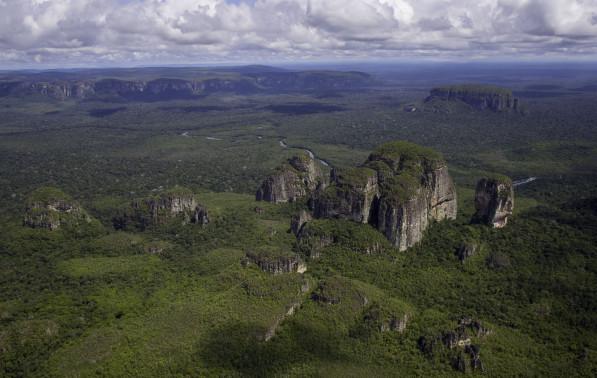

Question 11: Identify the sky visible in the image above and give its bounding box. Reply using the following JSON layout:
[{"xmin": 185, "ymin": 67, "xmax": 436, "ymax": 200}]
[{"xmin": 1, "ymin": 0, "xmax": 597, "ymax": 68}]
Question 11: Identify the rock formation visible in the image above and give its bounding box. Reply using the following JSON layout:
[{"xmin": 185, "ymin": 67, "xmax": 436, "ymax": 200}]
[
  {"xmin": 457, "ymin": 242, "xmax": 479, "ymax": 262},
  {"xmin": 256, "ymin": 153, "xmax": 328, "ymax": 203},
  {"xmin": 297, "ymin": 219, "xmax": 390, "ymax": 258},
  {"xmin": 0, "ymin": 70, "xmax": 372, "ymax": 101},
  {"xmin": 244, "ymin": 248, "xmax": 307, "ymax": 274},
  {"xmin": 114, "ymin": 186, "xmax": 209, "ymax": 230},
  {"xmin": 426, "ymin": 84, "xmax": 520, "ymax": 112},
  {"xmin": 310, "ymin": 141, "xmax": 457, "ymax": 251},
  {"xmin": 472, "ymin": 176, "xmax": 514, "ymax": 228},
  {"xmin": 418, "ymin": 316, "xmax": 491, "ymax": 374},
  {"xmin": 290, "ymin": 210, "xmax": 312, "ymax": 236},
  {"xmin": 23, "ymin": 187, "xmax": 91, "ymax": 230},
  {"xmin": 360, "ymin": 303, "xmax": 410, "ymax": 334}
]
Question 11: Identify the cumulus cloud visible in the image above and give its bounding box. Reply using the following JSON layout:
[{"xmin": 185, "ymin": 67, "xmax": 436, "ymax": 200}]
[{"xmin": 0, "ymin": 0, "xmax": 596, "ymax": 67}]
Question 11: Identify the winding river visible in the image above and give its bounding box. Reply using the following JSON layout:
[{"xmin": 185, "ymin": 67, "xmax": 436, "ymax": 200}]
[
  {"xmin": 513, "ymin": 177, "xmax": 538, "ymax": 187},
  {"xmin": 279, "ymin": 139, "xmax": 332, "ymax": 168}
]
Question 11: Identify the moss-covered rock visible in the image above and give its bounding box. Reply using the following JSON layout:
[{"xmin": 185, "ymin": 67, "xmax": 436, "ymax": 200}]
[
  {"xmin": 23, "ymin": 187, "xmax": 92, "ymax": 230},
  {"xmin": 114, "ymin": 186, "xmax": 209, "ymax": 230},
  {"xmin": 256, "ymin": 153, "xmax": 329, "ymax": 203},
  {"xmin": 310, "ymin": 140, "xmax": 457, "ymax": 251},
  {"xmin": 244, "ymin": 247, "xmax": 307, "ymax": 274}
]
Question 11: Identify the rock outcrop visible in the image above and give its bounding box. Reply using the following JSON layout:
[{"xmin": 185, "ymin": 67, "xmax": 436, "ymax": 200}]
[
  {"xmin": 291, "ymin": 210, "xmax": 312, "ymax": 236},
  {"xmin": 256, "ymin": 153, "xmax": 328, "ymax": 203},
  {"xmin": 360, "ymin": 303, "xmax": 410, "ymax": 334},
  {"xmin": 244, "ymin": 248, "xmax": 307, "ymax": 274},
  {"xmin": 297, "ymin": 219, "xmax": 390, "ymax": 258},
  {"xmin": 426, "ymin": 84, "xmax": 520, "ymax": 112},
  {"xmin": 472, "ymin": 176, "xmax": 514, "ymax": 228},
  {"xmin": 23, "ymin": 187, "xmax": 91, "ymax": 230},
  {"xmin": 418, "ymin": 316, "xmax": 491, "ymax": 374},
  {"xmin": 457, "ymin": 242, "xmax": 479, "ymax": 262},
  {"xmin": 310, "ymin": 141, "xmax": 457, "ymax": 251},
  {"xmin": 114, "ymin": 186, "xmax": 209, "ymax": 230}
]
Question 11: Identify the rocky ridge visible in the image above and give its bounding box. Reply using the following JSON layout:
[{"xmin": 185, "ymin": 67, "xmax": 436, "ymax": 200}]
[
  {"xmin": 426, "ymin": 84, "xmax": 520, "ymax": 112},
  {"xmin": 0, "ymin": 70, "xmax": 372, "ymax": 101}
]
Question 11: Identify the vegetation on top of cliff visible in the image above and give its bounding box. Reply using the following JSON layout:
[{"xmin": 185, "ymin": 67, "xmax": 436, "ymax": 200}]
[
  {"xmin": 335, "ymin": 167, "xmax": 377, "ymax": 188},
  {"xmin": 367, "ymin": 141, "xmax": 445, "ymax": 172},
  {"xmin": 298, "ymin": 218, "xmax": 391, "ymax": 254},
  {"xmin": 378, "ymin": 172, "xmax": 421, "ymax": 203},
  {"xmin": 246, "ymin": 246, "xmax": 296, "ymax": 262},
  {"xmin": 26, "ymin": 186, "xmax": 73, "ymax": 206},
  {"xmin": 432, "ymin": 84, "xmax": 513, "ymax": 97},
  {"xmin": 483, "ymin": 173, "xmax": 513, "ymax": 186},
  {"xmin": 156, "ymin": 185, "xmax": 195, "ymax": 199}
]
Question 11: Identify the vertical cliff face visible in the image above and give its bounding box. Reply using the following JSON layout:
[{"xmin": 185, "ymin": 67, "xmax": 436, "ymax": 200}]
[
  {"xmin": 472, "ymin": 177, "xmax": 514, "ymax": 228},
  {"xmin": 426, "ymin": 85, "xmax": 520, "ymax": 112},
  {"xmin": 310, "ymin": 141, "xmax": 457, "ymax": 251},
  {"xmin": 116, "ymin": 187, "xmax": 209, "ymax": 230},
  {"xmin": 23, "ymin": 187, "xmax": 90, "ymax": 230},
  {"xmin": 256, "ymin": 153, "xmax": 328, "ymax": 203},
  {"xmin": 312, "ymin": 167, "xmax": 378, "ymax": 223},
  {"xmin": 244, "ymin": 248, "xmax": 307, "ymax": 274}
]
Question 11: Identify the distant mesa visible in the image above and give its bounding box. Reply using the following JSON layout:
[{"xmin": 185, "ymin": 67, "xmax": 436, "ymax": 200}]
[
  {"xmin": 260, "ymin": 140, "xmax": 458, "ymax": 251},
  {"xmin": 471, "ymin": 176, "xmax": 514, "ymax": 228},
  {"xmin": 243, "ymin": 247, "xmax": 307, "ymax": 274},
  {"xmin": 0, "ymin": 68, "xmax": 373, "ymax": 101},
  {"xmin": 256, "ymin": 152, "xmax": 329, "ymax": 203},
  {"xmin": 425, "ymin": 84, "xmax": 520, "ymax": 112},
  {"xmin": 114, "ymin": 186, "xmax": 209, "ymax": 230},
  {"xmin": 24, "ymin": 187, "xmax": 92, "ymax": 230}
]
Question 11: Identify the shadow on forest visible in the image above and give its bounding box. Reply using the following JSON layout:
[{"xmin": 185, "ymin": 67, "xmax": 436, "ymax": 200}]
[{"xmin": 197, "ymin": 320, "xmax": 348, "ymax": 376}]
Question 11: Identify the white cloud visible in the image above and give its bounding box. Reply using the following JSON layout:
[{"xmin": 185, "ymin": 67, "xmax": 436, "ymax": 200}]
[{"xmin": 0, "ymin": 0, "xmax": 596, "ymax": 67}]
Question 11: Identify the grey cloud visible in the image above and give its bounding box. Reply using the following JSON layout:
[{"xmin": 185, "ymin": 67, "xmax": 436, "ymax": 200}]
[{"xmin": 0, "ymin": 0, "xmax": 596, "ymax": 68}]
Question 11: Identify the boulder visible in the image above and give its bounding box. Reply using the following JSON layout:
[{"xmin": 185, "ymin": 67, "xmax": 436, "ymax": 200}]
[{"xmin": 472, "ymin": 176, "xmax": 514, "ymax": 228}]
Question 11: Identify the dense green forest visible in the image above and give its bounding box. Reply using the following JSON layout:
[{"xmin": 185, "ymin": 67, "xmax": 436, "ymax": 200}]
[{"xmin": 1, "ymin": 66, "xmax": 596, "ymax": 377}]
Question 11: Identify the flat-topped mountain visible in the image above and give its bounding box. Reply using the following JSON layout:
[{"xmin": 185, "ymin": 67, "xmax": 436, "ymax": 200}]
[
  {"xmin": 426, "ymin": 84, "xmax": 520, "ymax": 112},
  {"xmin": 0, "ymin": 67, "xmax": 373, "ymax": 101}
]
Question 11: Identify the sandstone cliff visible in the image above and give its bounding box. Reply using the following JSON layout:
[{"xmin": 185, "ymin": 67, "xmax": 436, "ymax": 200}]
[
  {"xmin": 0, "ymin": 70, "xmax": 372, "ymax": 101},
  {"xmin": 24, "ymin": 187, "xmax": 91, "ymax": 230},
  {"xmin": 310, "ymin": 141, "xmax": 457, "ymax": 251},
  {"xmin": 426, "ymin": 84, "xmax": 519, "ymax": 112},
  {"xmin": 472, "ymin": 176, "xmax": 514, "ymax": 228},
  {"xmin": 244, "ymin": 248, "xmax": 307, "ymax": 274},
  {"xmin": 115, "ymin": 186, "xmax": 209, "ymax": 230},
  {"xmin": 256, "ymin": 153, "xmax": 328, "ymax": 203}
]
